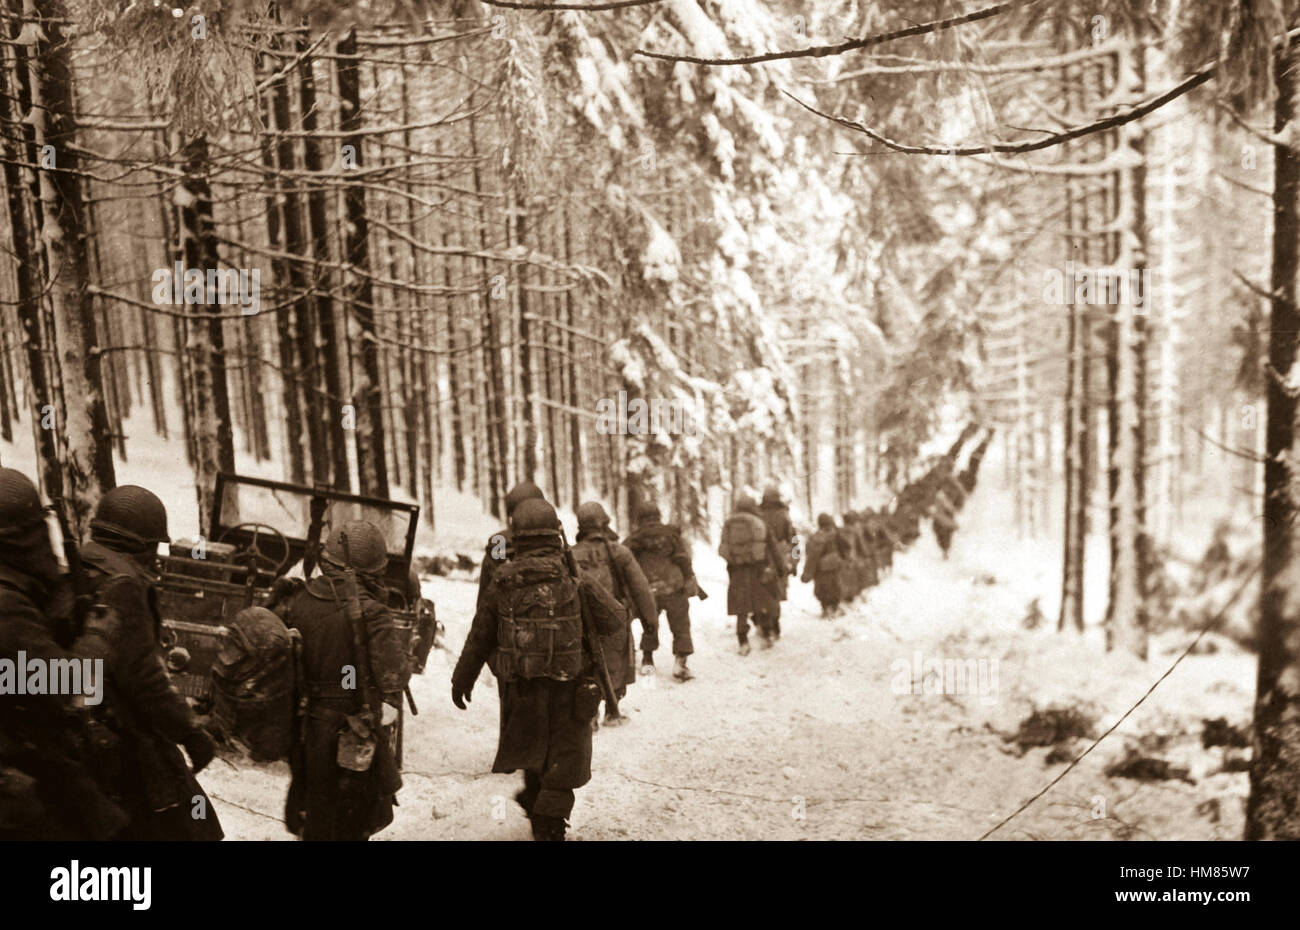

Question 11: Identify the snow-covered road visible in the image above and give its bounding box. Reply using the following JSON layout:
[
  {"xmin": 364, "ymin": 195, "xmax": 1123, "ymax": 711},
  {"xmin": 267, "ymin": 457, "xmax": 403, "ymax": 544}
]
[{"xmin": 206, "ymin": 479, "xmax": 1256, "ymax": 841}]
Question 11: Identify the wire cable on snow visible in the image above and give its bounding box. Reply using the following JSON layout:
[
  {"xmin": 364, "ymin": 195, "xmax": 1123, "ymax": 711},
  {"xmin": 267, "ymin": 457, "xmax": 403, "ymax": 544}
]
[{"xmin": 977, "ymin": 553, "xmax": 1265, "ymax": 840}]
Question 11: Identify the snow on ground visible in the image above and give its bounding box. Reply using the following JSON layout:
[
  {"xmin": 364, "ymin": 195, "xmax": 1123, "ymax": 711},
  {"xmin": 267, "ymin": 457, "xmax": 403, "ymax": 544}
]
[
  {"xmin": 201, "ymin": 467, "xmax": 1255, "ymax": 841},
  {"xmin": 1, "ymin": 418, "xmax": 1254, "ymax": 840}
]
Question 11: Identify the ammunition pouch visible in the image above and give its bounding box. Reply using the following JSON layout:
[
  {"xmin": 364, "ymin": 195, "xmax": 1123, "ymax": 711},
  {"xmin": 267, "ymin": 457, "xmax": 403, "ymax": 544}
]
[
  {"xmin": 574, "ymin": 677, "xmax": 601, "ymax": 723},
  {"xmin": 336, "ymin": 711, "xmax": 377, "ymax": 772}
]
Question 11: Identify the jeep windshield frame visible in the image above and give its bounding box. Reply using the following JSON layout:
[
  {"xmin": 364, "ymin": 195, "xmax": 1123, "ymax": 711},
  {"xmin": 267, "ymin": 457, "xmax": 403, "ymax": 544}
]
[{"xmin": 210, "ymin": 472, "xmax": 420, "ymax": 589}]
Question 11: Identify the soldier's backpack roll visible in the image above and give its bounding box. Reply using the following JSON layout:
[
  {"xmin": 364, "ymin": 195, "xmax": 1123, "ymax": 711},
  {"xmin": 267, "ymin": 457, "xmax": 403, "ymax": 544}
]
[
  {"xmin": 210, "ymin": 606, "xmax": 298, "ymax": 762},
  {"xmin": 719, "ymin": 513, "xmax": 767, "ymax": 566}
]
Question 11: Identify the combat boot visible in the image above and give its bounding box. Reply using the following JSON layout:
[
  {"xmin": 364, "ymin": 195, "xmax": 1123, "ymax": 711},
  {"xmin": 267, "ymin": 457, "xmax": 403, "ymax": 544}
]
[
  {"xmin": 603, "ymin": 706, "xmax": 625, "ymax": 727},
  {"xmin": 531, "ymin": 815, "xmax": 567, "ymax": 841},
  {"xmin": 758, "ymin": 629, "xmax": 773, "ymax": 650},
  {"xmin": 738, "ymin": 639, "xmax": 751, "ymax": 656},
  {"xmin": 672, "ymin": 655, "xmax": 693, "ymax": 682},
  {"xmin": 641, "ymin": 651, "xmax": 655, "ymax": 676}
]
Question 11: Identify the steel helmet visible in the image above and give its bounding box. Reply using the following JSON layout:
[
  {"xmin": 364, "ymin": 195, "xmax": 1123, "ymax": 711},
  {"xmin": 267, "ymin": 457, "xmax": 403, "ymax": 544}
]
[
  {"xmin": 510, "ymin": 499, "xmax": 561, "ymax": 538},
  {"xmin": 90, "ymin": 485, "xmax": 169, "ymax": 551},
  {"xmin": 0, "ymin": 468, "xmax": 45, "ymax": 542},
  {"xmin": 321, "ymin": 520, "xmax": 388, "ymax": 573},
  {"xmin": 575, "ymin": 501, "xmax": 611, "ymax": 531}
]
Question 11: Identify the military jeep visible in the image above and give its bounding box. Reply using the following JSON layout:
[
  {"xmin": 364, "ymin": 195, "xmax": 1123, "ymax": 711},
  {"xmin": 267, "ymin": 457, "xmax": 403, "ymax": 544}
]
[{"xmin": 156, "ymin": 473, "xmax": 432, "ymax": 710}]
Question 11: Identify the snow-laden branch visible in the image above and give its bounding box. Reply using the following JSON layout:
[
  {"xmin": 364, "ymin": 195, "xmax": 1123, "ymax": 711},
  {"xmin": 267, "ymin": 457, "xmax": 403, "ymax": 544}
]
[
  {"xmin": 782, "ymin": 64, "xmax": 1214, "ymax": 157},
  {"xmin": 636, "ymin": 0, "xmax": 1032, "ymax": 67},
  {"xmin": 479, "ymin": 0, "xmax": 665, "ymax": 9}
]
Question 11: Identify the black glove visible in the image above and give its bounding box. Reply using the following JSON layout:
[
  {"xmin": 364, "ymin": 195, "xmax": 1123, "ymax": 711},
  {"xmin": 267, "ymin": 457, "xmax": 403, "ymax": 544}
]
[
  {"xmin": 452, "ymin": 681, "xmax": 473, "ymax": 710},
  {"xmin": 81, "ymin": 605, "xmax": 122, "ymax": 649},
  {"xmin": 182, "ymin": 729, "xmax": 215, "ymax": 774}
]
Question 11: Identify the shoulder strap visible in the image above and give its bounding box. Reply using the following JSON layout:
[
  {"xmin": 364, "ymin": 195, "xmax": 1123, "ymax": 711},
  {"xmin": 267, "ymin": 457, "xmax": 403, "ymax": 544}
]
[{"xmin": 601, "ymin": 538, "xmax": 627, "ymax": 601}]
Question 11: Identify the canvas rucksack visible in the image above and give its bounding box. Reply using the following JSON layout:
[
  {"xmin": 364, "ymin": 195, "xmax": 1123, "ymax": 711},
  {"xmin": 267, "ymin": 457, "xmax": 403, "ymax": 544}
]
[
  {"xmin": 492, "ymin": 553, "xmax": 584, "ymax": 682},
  {"xmin": 210, "ymin": 606, "xmax": 299, "ymax": 762},
  {"xmin": 720, "ymin": 513, "xmax": 768, "ymax": 567},
  {"xmin": 625, "ymin": 525, "xmax": 685, "ymax": 596}
]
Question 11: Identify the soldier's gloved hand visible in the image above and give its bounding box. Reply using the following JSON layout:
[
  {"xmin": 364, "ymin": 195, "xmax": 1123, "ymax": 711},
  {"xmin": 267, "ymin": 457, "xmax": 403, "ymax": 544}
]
[
  {"xmin": 182, "ymin": 729, "xmax": 216, "ymax": 774},
  {"xmin": 81, "ymin": 605, "xmax": 122, "ymax": 650},
  {"xmin": 451, "ymin": 681, "xmax": 472, "ymax": 710},
  {"xmin": 380, "ymin": 703, "xmax": 398, "ymax": 727},
  {"xmin": 682, "ymin": 577, "xmax": 698, "ymax": 598}
]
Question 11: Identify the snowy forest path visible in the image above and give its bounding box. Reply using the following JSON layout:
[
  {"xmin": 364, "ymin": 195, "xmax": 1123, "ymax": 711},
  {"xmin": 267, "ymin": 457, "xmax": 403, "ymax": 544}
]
[{"xmin": 205, "ymin": 480, "xmax": 1249, "ymax": 840}]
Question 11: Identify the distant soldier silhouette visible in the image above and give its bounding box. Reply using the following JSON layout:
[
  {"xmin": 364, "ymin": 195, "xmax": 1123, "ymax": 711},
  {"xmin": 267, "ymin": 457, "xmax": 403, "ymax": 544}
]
[
  {"xmin": 623, "ymin": 502, "xmax": 701, "ymax": 681},
  {"xmin": 801, "ymin": 513, "xmax": 849, "ymax": 618},
  {"xmin": 720, "ymin": 494, "xmax": 788, "ymax": 654},
  {"xmin": 758, "ymin": 486, "xmax": 797, "ymax": 640}
]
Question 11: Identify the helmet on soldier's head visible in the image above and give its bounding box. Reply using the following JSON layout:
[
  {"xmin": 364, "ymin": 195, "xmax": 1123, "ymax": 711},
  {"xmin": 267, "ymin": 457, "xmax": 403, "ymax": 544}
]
[
  {"xmin": 321, "ymin": 520, "xmax": 388, "ymax": 574},
  {"xmin": 510, "ymin": 498, "xmax": 561, "ymax": 538},
  {"xmin": 90, "ymin": 485, "xmax": 169, "ymax": 552},
  {"xmin": 0, "ymin": 468, "xmax": 45, "ymax": 539},
  {"xmin": 505, "ymin": 480, "xmax": 545, "ymax": 516},
  {"xmin": 817, "ymin": 512, "xmax": 835, "ymax": 530},
  {"xmin": 576, "ymin": 501, "xmax": 610, "ymax": 531},
  {"xmin": 761, "ymin": 486, "xmax": 783, "ymax": 507},
  {"xmin": 733, "ymin": 492, "xmax": 758, "ymax": 515},
  {"xmin": 637, "ymin": 502, "xmax": 661, "ymax": 525}
]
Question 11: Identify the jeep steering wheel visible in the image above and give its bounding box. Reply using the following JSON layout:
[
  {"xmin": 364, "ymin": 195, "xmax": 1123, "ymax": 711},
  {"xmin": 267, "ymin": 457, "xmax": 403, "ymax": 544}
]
[{"xmin": 216, "ymin": 522, "xmax": 292, "ymax": 580}]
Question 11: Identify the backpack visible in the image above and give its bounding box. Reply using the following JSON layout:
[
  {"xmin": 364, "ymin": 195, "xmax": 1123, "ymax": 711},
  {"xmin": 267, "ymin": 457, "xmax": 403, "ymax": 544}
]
[
  {"xmin": 492, "ymin": 553, "xmax": 584, "ymax": 682},
  {"xmin": 625, "ymin": 525, "xmax": 685, "ymax": 595},
  {"xmin": 571, "ymin": 539, "xmax": 619, "ymax": 601},
  {"xmin": 720, "ymin": 513, "xmax": 767, "ymax": 566},
  {"xmin": 210, "ymin": 606, "xmax": 299, "ymax": 762}
]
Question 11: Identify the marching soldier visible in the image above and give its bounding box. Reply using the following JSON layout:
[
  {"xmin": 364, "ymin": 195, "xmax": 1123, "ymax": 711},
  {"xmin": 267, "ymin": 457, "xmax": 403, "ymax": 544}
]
[
  {"xmin": 477, "ymin": 480, "xmax": 546, "ymax": 610},
  {"xmin": 720, "ymin": 494, "xmax": 788, "ymax": 654},
  {"xmin": 570, "ymin": 501, "xmax": 657, "ymax": 726},
  {"xmin": 451, "ymin": 499, "xmax": 625, "ymax": 841},
  {"xmin": 623, "ymin": 502, "xmax": 701, "ymax": 681},
  {"xmin": 80, "ymin": 486, "xmax": 222, "ymax": 841},
  {"xmin": 758, "ymin": 486, "xmax": 797, "ymax": 640},
  {"xmin": 276, "ymin": 520, "xmax": 411, "ymax": 841},
  {"xmin": 0, "ymin": 468, "xmax": 128, "ymax": 840},
  {"xmin": 801, "ymin": 513, "xmax": 848, "ymax": 618}
]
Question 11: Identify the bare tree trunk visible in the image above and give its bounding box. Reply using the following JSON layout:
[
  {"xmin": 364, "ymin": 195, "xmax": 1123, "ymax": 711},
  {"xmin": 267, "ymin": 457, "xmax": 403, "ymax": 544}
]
[
  {"xmin": 1247, "ymin": 39, "xmax": 1300, "ymax": 841},
  {"xmin": 260, "ymin": 51, "xmax": 306, "ymax": 484},
  {"xmin": 175, "ymin": 132, "xmax": 235, "ymax": 534},
  {"xmin": 26, "ymin": 0, "xmax": 114, "ymax": 531},
  {"xmin": 0, "ymin": 6, "xmax": 61, "ymax": 499},
  {"xmin": 337, "ymin": 28, "xmax": 388, "ymax": 498},
  {"xmin": 1059, "ymin": 54, "xmax": 1086, "ymax": 633},
  {"xmin": 298, "ymin": 41, "xmax": 350, "ymax": 490},
  {"xmin": 1104, "ymin": 43, "xmax": 1147, "ymax": 659}
]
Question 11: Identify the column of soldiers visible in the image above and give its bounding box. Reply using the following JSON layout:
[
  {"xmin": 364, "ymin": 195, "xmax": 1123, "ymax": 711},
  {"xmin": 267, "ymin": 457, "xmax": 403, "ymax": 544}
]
[
  {"xmin": 799, "ymin": 428, "xmax": 994, "ymax": 615},
  {"xmin": 3, "ymin": 428, "xmax": 994, "ymax": 843}
]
